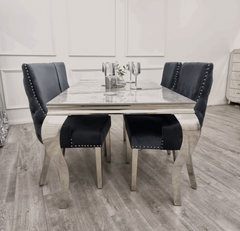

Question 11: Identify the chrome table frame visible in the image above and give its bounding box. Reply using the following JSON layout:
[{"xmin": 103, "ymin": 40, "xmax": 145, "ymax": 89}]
[{"xmin": 41, "ymin": 81, "xmax": 200, "ymax": 208}]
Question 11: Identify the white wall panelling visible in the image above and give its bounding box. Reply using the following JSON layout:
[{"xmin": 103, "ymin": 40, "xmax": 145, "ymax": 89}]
[
  {"xmin": 0, "ymin": 0, "xmax": 55, "ymax": 56},
  {"xmin": 71, "ymin": 69, "xmax": 103, "ymax": 84},
  {"xmin": 125, "ymin": 0, "xmax": 166, "ymax": 57},
  {"xmin": 7, "ymin": 109, "xmax": 32, "ymax": 125},
  {"xmin": 71, "ymin": 67, "xmax": 163, "ymax": 85},
  {"xmin": 0, "ymin": 70, "xmax": 29, "ymax": 109},
  {"xmin": 139, "ymin": 67, "xmax": 163, "ymax": 83},
  {"xmin": 66, "ymin": 0, "xmax": 116, "ymax": 57}
]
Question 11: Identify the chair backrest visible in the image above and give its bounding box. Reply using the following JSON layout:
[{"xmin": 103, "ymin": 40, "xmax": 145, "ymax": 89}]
[
  {"xmin": 52, "ymin": 62, "xmax": 69, "ymax": 92},
  {"xmin": 161, "ymin": 62, "xmax": 182, "ymax": 90},
  {"xmin": 22, "ymin": 62, "xmax": 69, "ymax": 142},
  {"xmin": 176, "ymin": 62, "xmax": 213, "ymax": 127}
]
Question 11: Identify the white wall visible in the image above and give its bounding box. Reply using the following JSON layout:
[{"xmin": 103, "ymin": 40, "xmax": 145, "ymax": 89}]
[
  {"xmin": 233, "ymin": 26, "xmax": 240, "ymax": 49},
  {"xmin": 0, "ymin": 0, "xmax": 240, "ymax": 124},
  {"xmin": 165, "ymin": 0, "xmax": 240, "ymax": 105}
]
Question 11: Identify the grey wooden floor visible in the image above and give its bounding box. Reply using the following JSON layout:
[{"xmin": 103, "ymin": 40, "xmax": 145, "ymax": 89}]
[{"xmin": 0, "ymin": 105, "xmax": 240, "ymax": 231}]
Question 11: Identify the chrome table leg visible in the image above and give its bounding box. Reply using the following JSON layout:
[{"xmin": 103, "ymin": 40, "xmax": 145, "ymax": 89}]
[
  {"xmin": 39, "ymin": 149, "xmax": 50, "ymax": 186},
  {"xmin": 172, "ymin": 114, "xmax": 201, "ymax": 206},
  {"xmin": 41, "ymin": 115, "xmax": 69, "ymax": 209}
]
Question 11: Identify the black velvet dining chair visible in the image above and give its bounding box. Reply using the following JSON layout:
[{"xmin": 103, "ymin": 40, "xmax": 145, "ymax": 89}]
[
  {"xmin": 22, "ymin": 62, "xmax": 111, "ymax": 197},
  {"xmin": 124, "ymin": 62, "xmax": 213, "ymax": 205},
  {"xmin": 122, "ymin": 62, "xmax": 182, "ymax": 144}
]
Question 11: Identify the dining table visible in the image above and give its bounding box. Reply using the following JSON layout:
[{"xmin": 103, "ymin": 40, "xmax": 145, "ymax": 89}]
[{"xmin": 41, "ymin": 80, "xmax": 201, "ymax": 208}]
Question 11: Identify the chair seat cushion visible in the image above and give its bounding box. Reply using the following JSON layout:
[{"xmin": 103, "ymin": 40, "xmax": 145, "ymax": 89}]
[
  {"xmin": 60, "ymin": 115, "xmax": 111, "ymax": 148},
  {"xmin": 124, "ymin": 114, "xmax": 182, "ymax": 150}
]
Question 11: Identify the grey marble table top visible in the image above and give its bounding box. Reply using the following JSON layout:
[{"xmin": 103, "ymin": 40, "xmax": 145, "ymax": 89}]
[{"xmin": 46, "ymin": 81, "xmax": 195, "ymax": 115}]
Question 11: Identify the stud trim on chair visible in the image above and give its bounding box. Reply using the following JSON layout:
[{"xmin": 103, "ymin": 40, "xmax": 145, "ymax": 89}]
[
  {"xmin": 196, "ymin": 63, "xmax": 210, "ymax": 101},
  {"xmin": 24, "ymin": 64, "xmax": 46, "ymax": 116},
  {"xmin": 172, "ymin": 63, "xmax": 181, "ymax": 90}
]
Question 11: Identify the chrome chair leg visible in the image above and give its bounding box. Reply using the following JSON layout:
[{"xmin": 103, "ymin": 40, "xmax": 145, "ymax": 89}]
[
  {"xmin": 62, "ymin": 148, "xmax": 66, "ymax": 157},
  {"xmin": 39, "ymin": 149, "xmax": 50, "ymax": 186},
  {"xmin": 105, "ymin": 130, "xmax": 111, "ymax": 163},
  {"xmin": 131, "ymin": 149, "xmax": 139, "ymax": 191},
  {"xmin": 123, "ymin": 118, "xmax": 126, "ymax": 141},
  {"xmin": 95, "ymin": 147, "xmax": 102, "ymax": 189},
  {"xmin": 126, "ymin": 132, "xmax": 131, "ymax": 164},
  {"xmin": 172, "ymin": 150, "xmax": 178, "ymax": 162}
]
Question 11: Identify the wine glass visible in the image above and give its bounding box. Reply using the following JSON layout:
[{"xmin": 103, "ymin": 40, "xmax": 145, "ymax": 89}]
[
  {"xmin": 130, "ymin": 62, "xmax": 141, "ymax": 90},
  {"xmin": 126, "ymin": 62, "xmax": 135, "ymax": 83},
  {"xmin": 104, "ymin": 62, "xmax": 117, "ymax": 96}
]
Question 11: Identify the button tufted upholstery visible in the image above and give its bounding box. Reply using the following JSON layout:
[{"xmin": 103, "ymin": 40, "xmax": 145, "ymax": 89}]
[{"xmin": 22, "ymin": 62, "xmax": 111, "ymax": 148}]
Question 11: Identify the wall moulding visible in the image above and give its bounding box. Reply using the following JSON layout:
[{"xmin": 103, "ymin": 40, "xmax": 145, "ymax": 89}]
[
  {"xmin": 66, "ymin": 0, "xmax": 116, "ymax": 57},
  {"xmin": 141, "ymin": 66, "xmax": 163, "ymax": 70},
  {"xmin": 0, "ymin": 0, "xmax": 56, "ymax": 56},
  {"xmin": 70, "ymin": 68, "xmax": 103, "ymax": 83},
  {"xmin": 0, "ymin": 53, "xmax": 56, "ymax": 57},
  {"xmin": 71, "ymin": 66, "xmax": 163, "ymax": 73},
  {"xmin": 70, "ymin": 66, "xmax": 163, "ymax": 84},
  {"xmin": 125, "ymin": 0, "xmax": 167, "ymax": 57},
  {"xmin": 0, "ymin": 69, "xmax": 29, "ymax": 110}
]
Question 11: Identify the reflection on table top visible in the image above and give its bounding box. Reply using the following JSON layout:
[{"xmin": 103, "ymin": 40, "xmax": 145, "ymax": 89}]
[{"xmin": 48, "ymin": 81, "xmax": 195, "ymax": 107}]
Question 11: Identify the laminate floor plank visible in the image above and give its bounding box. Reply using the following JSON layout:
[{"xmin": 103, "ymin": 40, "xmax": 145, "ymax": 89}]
[
  {"xmin": 0, "ymin": 143, "xmax": 19, "ymax": 180},
  {"xmin": 43, "ymin": 191, "xmax": 84, "ymax": 231},
  {"xmin": 0, "ymin": 105, "xmax": 240, "ymax": 230},
  {"xmin": 65, "ymin": 148, "xmax": 119, "ymax": 231},
  {"xmin": 137, "ymin": 153, "xmax": 239, "ymax": 231},
  {"xmin": 111, "ymin": 176, "xmax": 155, "ymax": 231},
  {"xmin": 11, "ymin": 170, "xmax": 47, "ymax": 231},
  {"xmin": 195, "ymin": 136, "xmax": 240, "ymax": 171},
  {"xmin": 132, "ymin": 157, "xmax": 209, "ymax": 231},
  {"xmin": 115, "ymin": 172, "xmax": 186, "ymax": 231}
]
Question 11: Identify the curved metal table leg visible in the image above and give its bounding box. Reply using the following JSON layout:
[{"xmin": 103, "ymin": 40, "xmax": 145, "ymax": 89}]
[
  {"xmin": 41, "ymin": 115, "xmax": 68, "ymax": 209},
  {"xmin": 39, "ymin": 149, "xmax": 50, "ymax": 186},
  {"xmin": 185, "ymin": 129, "xmax": 200, "ymax": 189},
  {"xmin": 172, "ymin": 114, "xmax": 201, "ymax": 206}
]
